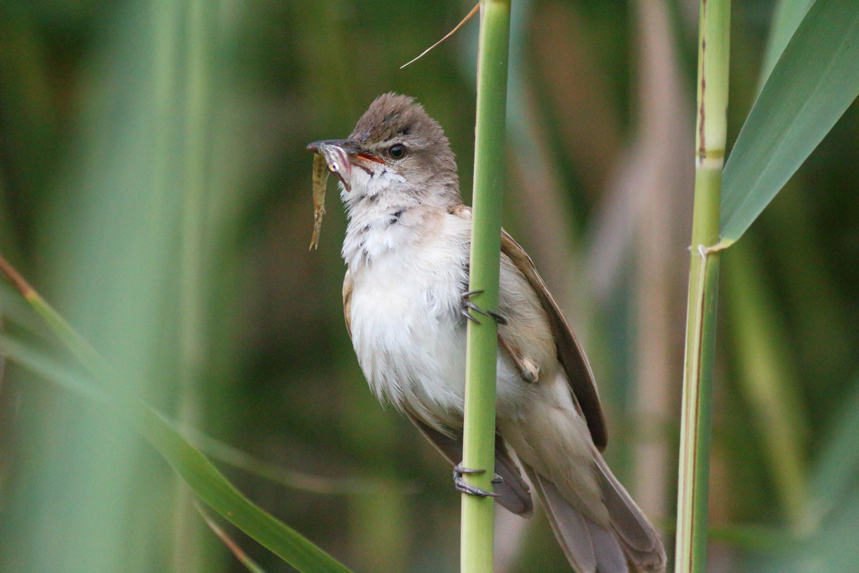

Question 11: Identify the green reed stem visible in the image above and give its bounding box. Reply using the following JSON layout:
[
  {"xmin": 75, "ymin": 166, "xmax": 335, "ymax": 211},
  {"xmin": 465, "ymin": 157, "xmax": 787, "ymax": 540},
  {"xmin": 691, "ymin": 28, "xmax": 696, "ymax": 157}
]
[
  {"xmin": 674, "ymin": 0, "xmax": 730, "ymax": 571},
  {"xmin": 461, "ymin": 1, "xmax": 511, "ymax": 572}
]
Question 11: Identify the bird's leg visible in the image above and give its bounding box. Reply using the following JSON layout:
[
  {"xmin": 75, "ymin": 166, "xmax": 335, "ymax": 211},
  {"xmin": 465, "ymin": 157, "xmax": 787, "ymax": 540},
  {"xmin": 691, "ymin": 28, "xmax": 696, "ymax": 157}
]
[
  {"xmin": 453, "ymin": 463, "xmax": 503, "ymax": 497},
  {"xmin": 460, "ymin": 290, "xmax": 509, "ymax": 325}
]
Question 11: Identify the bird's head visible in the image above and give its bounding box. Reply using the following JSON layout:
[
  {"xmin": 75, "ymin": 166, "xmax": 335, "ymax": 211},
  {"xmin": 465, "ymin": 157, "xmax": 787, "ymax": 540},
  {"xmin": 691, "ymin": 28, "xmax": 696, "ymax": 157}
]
[{"xmin": 308, "ymin": 93, "xmax": 460, "ymax": 209}]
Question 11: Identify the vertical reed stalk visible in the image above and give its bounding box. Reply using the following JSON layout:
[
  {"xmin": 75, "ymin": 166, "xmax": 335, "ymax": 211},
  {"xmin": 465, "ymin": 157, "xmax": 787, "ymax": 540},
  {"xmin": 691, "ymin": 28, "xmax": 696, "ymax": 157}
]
[
  {"xmin": 461, "ymin": 1, "xmax": 511, "ymax": 572},
  {"xmin": 674, "ymin": 1, "xmax": 730, "ymax": 571},
  {"xmin": 172, "ymin": 0, "xmax": 213, "ymax": 569}
]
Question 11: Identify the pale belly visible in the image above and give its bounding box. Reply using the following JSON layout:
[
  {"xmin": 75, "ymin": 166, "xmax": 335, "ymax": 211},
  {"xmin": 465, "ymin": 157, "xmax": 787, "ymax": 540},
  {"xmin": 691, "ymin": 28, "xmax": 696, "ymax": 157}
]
[{"xmin": 347, "ymin": 247, "xmax": 530, "ymax": 432}]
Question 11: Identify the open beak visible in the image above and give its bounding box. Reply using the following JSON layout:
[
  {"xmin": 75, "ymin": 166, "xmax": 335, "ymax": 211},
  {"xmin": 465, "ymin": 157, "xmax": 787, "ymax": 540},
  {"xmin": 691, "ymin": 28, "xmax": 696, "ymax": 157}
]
[{"xmin": 306, "ymin": 139, "xmax": 383, "ymax": 192}]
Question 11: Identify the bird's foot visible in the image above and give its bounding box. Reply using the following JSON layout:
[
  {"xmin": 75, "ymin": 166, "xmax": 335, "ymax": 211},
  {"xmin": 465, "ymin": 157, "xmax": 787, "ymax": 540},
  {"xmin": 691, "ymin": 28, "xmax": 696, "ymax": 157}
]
[
  {"xmin": 453, "ymin": 463, "xmax": 503, "ymax": 497},
  {"xmin": 460, "ymin": 290, "xmax": 508, "ymax": 325}
]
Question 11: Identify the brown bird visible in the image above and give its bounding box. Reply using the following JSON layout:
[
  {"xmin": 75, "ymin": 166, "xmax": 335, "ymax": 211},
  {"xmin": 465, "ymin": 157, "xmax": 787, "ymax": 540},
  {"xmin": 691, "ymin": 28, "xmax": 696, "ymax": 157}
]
[{"xmin": 308, "ymin": 93, "xmax": 666, "ymax": 573}]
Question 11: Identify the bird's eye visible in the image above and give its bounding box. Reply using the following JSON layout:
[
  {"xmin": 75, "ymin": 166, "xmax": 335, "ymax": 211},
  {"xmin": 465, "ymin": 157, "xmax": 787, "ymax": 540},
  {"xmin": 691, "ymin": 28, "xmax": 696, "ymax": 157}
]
[{"xmin": 388, "ymin": 144, "xmax": 407, "ymax": 159}]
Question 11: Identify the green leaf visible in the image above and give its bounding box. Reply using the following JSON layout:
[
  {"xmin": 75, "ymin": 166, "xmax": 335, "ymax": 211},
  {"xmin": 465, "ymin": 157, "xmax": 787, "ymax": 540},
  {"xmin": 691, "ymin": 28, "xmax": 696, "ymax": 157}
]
[
  {"xmin": 135, "ymin": 403, "xmax": 353, "ymax": 573},
  {"xmin": 0, "ymin": 254, "xmax": 355, "ymax": 573},
  {"xmin": 757, "ymin": 0, "xmax": 814, "ymax": 91},
  {"xmin": 719, "ymin": 0, "xmax": 859, "ymax": 246},
  {"xmin": 196, "ymin": 503, "xmax": 269, "ymax": 573},
  {"xmin": 0, "ymin": 320, "xmax": 408, "ymax": 498},
  {"xmin": 0, "ymin": 333, "xmax": 353, "ymax": 573}
]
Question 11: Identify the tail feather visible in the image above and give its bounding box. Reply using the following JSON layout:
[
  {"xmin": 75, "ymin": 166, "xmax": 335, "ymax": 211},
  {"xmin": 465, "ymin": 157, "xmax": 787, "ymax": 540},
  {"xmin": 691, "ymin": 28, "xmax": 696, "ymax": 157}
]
[
  {"xmin": 523, "ymin": 459, "xmax": 666, "ymax": 573},
  {"xmin": 593, "ymin": 450, "xmax": 666, "ymax": 572},
  {"xmin": 524, "ymin": 464, "xmax": 628, "ymax": 573},
  {"xmin": 586, "ymin": 517, "xmax": 630, "ymax": 573}
]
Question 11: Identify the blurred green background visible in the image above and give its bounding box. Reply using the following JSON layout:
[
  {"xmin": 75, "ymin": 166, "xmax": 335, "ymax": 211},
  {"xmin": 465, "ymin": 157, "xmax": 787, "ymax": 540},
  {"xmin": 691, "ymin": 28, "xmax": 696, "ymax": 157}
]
[{"xmin": 0, "ymin": 0, "xmax": 858, "ymax": 572}]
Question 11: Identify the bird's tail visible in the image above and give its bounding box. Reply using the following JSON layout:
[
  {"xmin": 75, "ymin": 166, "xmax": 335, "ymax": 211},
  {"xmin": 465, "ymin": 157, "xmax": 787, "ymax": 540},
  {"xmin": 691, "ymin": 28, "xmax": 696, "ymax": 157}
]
[{"xmin": 522, "ymin": 452, "xmax": 666, "ymax": 573}]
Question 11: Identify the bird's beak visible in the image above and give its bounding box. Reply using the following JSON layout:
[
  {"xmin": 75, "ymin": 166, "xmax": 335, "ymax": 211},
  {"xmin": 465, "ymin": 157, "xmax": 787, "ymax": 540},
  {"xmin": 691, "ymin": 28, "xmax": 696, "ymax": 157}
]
[{"xmin": 306, "ymin": 139, "xmax": 383, "ymax": 192}]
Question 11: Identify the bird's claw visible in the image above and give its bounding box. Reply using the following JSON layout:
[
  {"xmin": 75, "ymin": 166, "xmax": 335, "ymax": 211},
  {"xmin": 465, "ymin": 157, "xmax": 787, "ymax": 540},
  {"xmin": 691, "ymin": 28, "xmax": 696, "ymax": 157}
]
[
  {"xmin": 487, "ymin": 310, "xmax": 509, "ymax": 325},
  {"xmin": 453, "ymin": 463, "xmax": 502, "ymax": 498},
  {"xmin": 460, "ymin": 290, "xmax": 508, "ymax": 325}
]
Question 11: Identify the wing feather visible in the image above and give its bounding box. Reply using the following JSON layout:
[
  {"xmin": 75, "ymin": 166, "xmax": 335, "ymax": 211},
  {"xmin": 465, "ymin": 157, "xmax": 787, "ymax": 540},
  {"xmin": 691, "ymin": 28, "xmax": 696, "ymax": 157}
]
[
  {"xmin": 450, "ymin": 205, "xmax": 607, "ymax": 450},
  {"xmin": 499, "ymin": 230, "xmax": 607, "ymax": 450}
]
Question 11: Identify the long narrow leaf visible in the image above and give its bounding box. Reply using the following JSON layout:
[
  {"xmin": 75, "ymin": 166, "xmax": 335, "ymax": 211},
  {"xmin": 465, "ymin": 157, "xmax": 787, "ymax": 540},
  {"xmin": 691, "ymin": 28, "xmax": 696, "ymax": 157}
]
[
  {"xmin": 757, "ymin": 0, "xmax": 814, "ymax": 90},
  {"xmin": 719, "ymin": 0, "xmax": 859, "ymax": 246},
  {"xmin": 0, "ymin": 330, "xmax": 416, "ymax": 497},
  {"xmin": 135, "ymin": 403, "xmax": 352, "ymax": 573},
  {"xmin": 0, "ymin": 337, "xmax": 353, "ymax": 573},
  {"xmin": 0, "ymin": 255, "xmax": 354, "ymax": 573},
  {"xmin": 196, "ymin": 503, "xmax": 268, "ymax": 573}
]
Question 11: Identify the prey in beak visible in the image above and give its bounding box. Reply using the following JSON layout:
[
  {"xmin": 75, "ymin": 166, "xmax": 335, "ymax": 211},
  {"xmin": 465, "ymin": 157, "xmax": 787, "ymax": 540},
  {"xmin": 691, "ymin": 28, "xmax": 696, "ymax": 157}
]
[
  {"xmin": 305, "ymin": 138, "xmax": 385, "ymax": 250},
  {"xmin": 306, "ymin": 139, "xmax": 383, "ymax": 192}
]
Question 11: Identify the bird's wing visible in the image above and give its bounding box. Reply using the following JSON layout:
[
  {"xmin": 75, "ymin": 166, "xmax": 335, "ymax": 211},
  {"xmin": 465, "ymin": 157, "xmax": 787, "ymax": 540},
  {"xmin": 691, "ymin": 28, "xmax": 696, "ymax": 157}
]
[
  {"xmin": 592, "ymin": 446, "xmax": 667, "ymax": 571},
  {"xmin": 499, "ymin": 229, "xmax": 608, "ymax": 451},
  {"xmin": 404, "ymin": 410, "xmax": 533, "ymax": 517},
  {"xmin": 449, "ymin": 205, "xmax": 606, "ymax": 449}
]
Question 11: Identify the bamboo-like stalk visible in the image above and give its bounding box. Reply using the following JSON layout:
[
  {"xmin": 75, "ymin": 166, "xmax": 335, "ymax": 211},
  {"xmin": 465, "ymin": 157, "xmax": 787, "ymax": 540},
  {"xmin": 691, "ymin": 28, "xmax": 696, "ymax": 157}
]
[
  {"xmin": 674, "ymin": 1, "xmax": 730, "ymax": 572},
  {"xmin": 461, "ymin": 1, "xmax": 511, "ymax": 572}
]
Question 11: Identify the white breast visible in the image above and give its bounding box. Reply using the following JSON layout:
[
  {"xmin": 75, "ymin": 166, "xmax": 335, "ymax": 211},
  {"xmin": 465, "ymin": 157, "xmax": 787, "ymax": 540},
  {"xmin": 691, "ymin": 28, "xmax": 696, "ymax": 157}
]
[
  {"xmin": 345, "ymin": 209, "xmax": 531, "ymax": 433},
  {"xmin": 347, "ymin": 213, "xmax": 468, "ymax": 422}
]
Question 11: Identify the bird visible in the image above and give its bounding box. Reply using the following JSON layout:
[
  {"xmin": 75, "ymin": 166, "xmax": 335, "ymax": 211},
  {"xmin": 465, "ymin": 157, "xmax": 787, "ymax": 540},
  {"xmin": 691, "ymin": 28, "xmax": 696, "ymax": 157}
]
[{"xmin": 307, "ymin": 93, "xmax": 666, "ymax": 573}]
